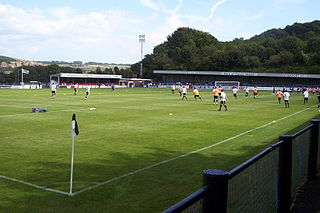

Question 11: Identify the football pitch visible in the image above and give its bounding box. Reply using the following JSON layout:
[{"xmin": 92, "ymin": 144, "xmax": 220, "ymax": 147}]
[{"xmin": 0, "ymin": 87, "xmax": 319, "ymax": 213}]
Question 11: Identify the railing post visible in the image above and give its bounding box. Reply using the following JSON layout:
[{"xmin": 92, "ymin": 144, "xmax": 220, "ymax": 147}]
[
  {"xmin": 202, "ymin": 169, "xmax": 229, "ymax": 213},
  {"xmin": 278, "ymin": 135, "xmax": 293, "ymax": 213},
  {"xmin": 308, "ymin": 119, "xmax": 320, "ymax": 180}
]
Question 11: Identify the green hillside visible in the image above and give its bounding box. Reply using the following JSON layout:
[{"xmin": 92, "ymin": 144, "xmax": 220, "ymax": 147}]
[
  {"xmin": 250, "ymin": 20, "xmax": 320, "ymax": 41},
  {"xmin": 131, "ymin": 20, "xmax": 320, "ymax": 78}
]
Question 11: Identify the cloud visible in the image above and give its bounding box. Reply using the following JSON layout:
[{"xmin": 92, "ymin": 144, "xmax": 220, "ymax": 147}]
[
  {"xmin": 162, "ymin": 0, "xmax": 184, "ymax": 14},
  {"xmin": 138, "ymin": 0, "xmax": 228, "ymax": 37},
  {"xmin": 5, "ymin": 6, "xmax": 122, "ymax": 35},
  {"xmin": 140, "ymin": 0, "xmax": 227, "ymax": 25},
  {"xmin": 139, "ymin": 0, "xmax": 184, "ymax": 14},
  {"xmin": 0, "ymin": 3, "xmax": 145, "ymax": 62},
  {"xmin": 139, "ymin": 0, "xmax": 161, "ymax": 11},
  {"xmin": 0, "ymin": 4, "xmax": 58, "ymax": 35},
  {"xmin": 204, "ymin": 0, "xmax": 227, "ymax": 21},
  {"xmin": 165, "ymin": 14, "xmax": 185, "ymax": 29},
  {"xmin": 0, "ymin": 0, "xmax": 247, "ymax": 62},
  {"xmin": 0, "ymin": 3, "xmax": 133, "ymax": 38},
  {"xmin": 141, "ymin": 13, "xmax": 187, "ymax": 55}
]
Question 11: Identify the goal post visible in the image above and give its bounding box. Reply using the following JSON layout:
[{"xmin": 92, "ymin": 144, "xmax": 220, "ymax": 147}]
[{"xmin": 214, "ymin": 81, "xmax": 240, "ymax": 90}]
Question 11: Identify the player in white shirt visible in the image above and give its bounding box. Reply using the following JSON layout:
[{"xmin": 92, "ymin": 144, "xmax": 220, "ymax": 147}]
[
  {"xmin": 303, "ymin": 90, "xmax": 309, "ymax": 104},
  {"xmin": 283, "ymin": 90, "xmax": 290, "ymax": 108},
  {"xmin": 182, "ymin": 86, "xmax": 188, "ymax": 100},
  {"xmin": 218, "ymin": 89, "xmax": 228, "ymax": 111},
  {"xmin": 232, "ymin": 87, "xmax": 238, "ymax": 99},
  {"xmin": 51, "ymin": 83, "xmax": 57, "ymax": 98},
  {"xmin": 74, "ymin": 83, "xmax": 79, "ymax": 95},
  {"xmin": 171, "ymin": 85, "xmax": 176, "ymax": 94},
  {"xmin": 245, "ymin": 87, "xmax": 249, "ymax": 97},
  {"xmin": 85, "ymin": 86, "xmax": 91, "ymax": 100}
]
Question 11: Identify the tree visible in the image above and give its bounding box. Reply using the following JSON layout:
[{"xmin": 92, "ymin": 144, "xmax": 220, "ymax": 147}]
[
  {"xmin": 226, "ymin": 48, "xmax": 244, "ymax": 68},
  {"xmin": 95, "ymin": 67, "xmax": 102, "ymax": 74},
  {"xmin": 268, "ymin": 55, "xmax": 281, "ymax": 66},
  {"xmin": 114, "ymin": 66, "xmax": 120, "ymax": 75},
  {"xmin": 250, "ymin": 28, "xmax": 288, "ymax": 41},
  {"xmin": 241, "ymin": 42, "xmax": 263, "ymax": 57},
  {"xmin": 261, "ymin": 47, "xmax": 277, "ymax": 63},
  {"xmin": 295, "ymin": 51, "xmax": 310, "ymax": 65},
  {"xmin": 209, "ymin": 51, "xmax": 229, "ymax": 70},
  {"xmin": 153, "ymin": 43, "xmax": 168, "ymax": 57},
  {"xmin": 104, "ymin": 68, "xmax": 114, "ymax": 74},
  {"xmin": 243, "ymin": 56, "xmax": 261, "ymax": 68},
  {"xmin": 306, "ymin": 37, "xmax": 320, "ymax": 53},
  {"xmin": 280, "ymin": 36, "xmax": 304, "ymax": 54},
  {"xmin": 279, "ymin": 51, "xmax": 294, "ymax": 65},
  {"xmin": 261, "ymin": 38, "xmax": 278, "ymax": 49},
  {"xmin": 119, "ymin": 68, "xmax": 135, "ymax": 78}
]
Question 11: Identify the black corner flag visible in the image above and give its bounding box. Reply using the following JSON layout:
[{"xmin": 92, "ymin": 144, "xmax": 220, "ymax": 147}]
[{"xmin": 72, "ymin": 114, "xmax": 79, "ymax": 135}]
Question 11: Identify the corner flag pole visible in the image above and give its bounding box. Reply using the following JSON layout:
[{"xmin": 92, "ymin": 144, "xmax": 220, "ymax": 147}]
[{"xmin": 70, "ymin": 114, "xmax": 79, "ymax": 194}]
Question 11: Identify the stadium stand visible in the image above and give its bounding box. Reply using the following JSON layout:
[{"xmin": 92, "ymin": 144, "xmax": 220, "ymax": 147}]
[{"xmin": 153, "ymin": 70, "xmax": 320, "ymax": 88}]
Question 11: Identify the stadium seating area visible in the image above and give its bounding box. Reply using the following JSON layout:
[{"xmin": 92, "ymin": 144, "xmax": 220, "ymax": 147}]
[{"xmin": 158, "ymin": 74, "xmax": 320, "ymax": 87}]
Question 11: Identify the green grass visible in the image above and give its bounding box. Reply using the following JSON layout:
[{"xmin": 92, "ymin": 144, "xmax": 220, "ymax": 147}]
[{"xmin": 0, "ymin": 88, "xmax": 319, "ymax": 213}]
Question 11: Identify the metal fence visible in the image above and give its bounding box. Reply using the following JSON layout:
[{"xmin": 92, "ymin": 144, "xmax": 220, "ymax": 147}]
[
  {"xmin": 227, "ymin": 145, "xmax": 279, "ymax": 213},
  {"xmin": 163, "ymin": 119, "xmax": 320, "ymax": 213}
]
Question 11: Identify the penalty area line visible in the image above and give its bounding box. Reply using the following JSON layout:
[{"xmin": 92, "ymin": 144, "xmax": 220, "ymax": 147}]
[{"xmin": 72, "ymin": 106, "xmax": 314, "ymax": 196}]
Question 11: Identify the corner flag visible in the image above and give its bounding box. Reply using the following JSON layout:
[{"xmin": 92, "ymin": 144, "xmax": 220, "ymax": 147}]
[
  {"xmin": 20, "ymin": 68, "xmax": 29, "ymax": 84},
  {"xmin": 70, "ymin": 114, "xmax": 79, "ymax": 194},
  {"xmin": 21, "ymin": 68, "xmax": 29, "ymax": 74},
  {"xmin": 72, "ymin": 114, "xmax": 79, "ymax": 135}
]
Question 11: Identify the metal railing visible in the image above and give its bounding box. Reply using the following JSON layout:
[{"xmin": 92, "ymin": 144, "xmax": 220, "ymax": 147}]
[
  {"xmin": 163, "ymin": 186, "xmax": 208, "ymax": 213},
  {"xmin": 163, "ymin": 119, "xmax": 320, "ymax": 213}
]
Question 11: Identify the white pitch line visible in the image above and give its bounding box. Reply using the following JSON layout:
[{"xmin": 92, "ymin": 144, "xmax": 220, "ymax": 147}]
[
  {"xmin": 43, "ymin": 181, "xmax": 99, "ymax": 188},
  {"xmin": 72, "ymin": 106, "xmax": 314, "ymax": 196},
  {"xmin": 0, "ymin": 175, "xmax": 71, "ymax": 196}
]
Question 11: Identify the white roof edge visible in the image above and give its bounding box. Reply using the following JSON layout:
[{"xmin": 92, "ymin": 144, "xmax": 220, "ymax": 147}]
[
  {"xmin": 153, "ymin": 70, "xmax": 320, "ymax": 79},
  {"xmin": 51, "ymin": 73, "xmax": 122, "ymax": 79}
]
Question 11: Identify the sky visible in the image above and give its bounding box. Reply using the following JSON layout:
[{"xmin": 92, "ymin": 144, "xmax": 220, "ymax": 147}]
[{"xmin": 0, "ymin": 0, "xmax": 319, "ymax": 64}]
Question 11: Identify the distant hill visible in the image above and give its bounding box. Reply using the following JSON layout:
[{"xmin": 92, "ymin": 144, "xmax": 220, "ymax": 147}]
[
  {"xmin": 250, "ymin": 20, "xmax": 320, "ymax": 41},
  {"xmin": 0, "ymin": 55, "xmax": 18, "ymax": 63},
  {"xmin": 38, "ymin": 61, "xmax": 131, "ymax": 71},
  {"xmin": 0, "ymin": 56, "xmax": 131, "ymax": 70},
  {"xmin": 39, "ymin": 60, "xmax": 131, "ymax": 67}
]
